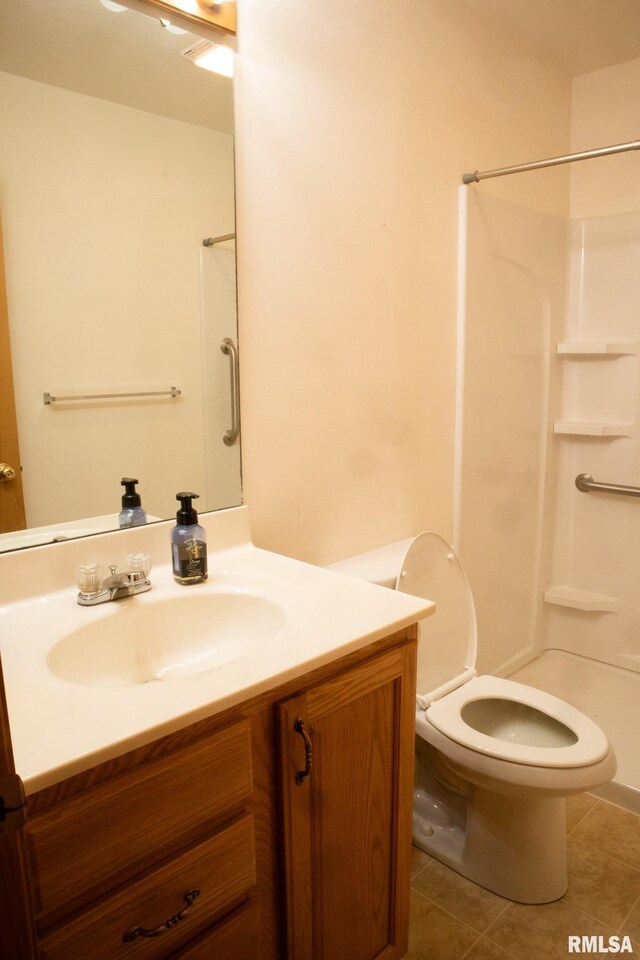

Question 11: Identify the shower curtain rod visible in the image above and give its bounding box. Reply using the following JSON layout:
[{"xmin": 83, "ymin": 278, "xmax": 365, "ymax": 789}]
[
  {"xmin": 203, "ymin": 233, "xmax": 236, "ymax": 246},
  {"xmin": 462, "ymin": 138, "xmax": 640, "ymax": 185}
]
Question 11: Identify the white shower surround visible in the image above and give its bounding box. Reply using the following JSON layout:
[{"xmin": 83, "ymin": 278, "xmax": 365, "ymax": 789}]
[{"xmin": 456, "ymin": 191, "xmax": 640, "ymax": 812}]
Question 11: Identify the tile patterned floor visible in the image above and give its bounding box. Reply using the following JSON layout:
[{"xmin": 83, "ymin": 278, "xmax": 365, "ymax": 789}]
[{"xmin": 408, "ymin": 794, "xmax": 640, "ymax": 959}]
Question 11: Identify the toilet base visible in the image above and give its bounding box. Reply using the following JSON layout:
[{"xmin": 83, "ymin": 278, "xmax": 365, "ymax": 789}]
[{"xmin": 413, "ymin": 758, "xmax": 568, "ymax": 903}]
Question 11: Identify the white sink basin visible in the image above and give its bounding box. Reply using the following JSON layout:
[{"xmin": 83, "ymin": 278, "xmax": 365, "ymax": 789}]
[{"xmin": 47, "ymin": 591, "xmax": 287, "ymax": 687}]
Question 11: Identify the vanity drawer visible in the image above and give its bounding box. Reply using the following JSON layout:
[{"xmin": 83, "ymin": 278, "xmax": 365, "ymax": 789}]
[
  {"xmin": 38, "ymin": 814, "xmax": 256, "ymax": 960},
  {"xmin": 27, "ymin": 720, "xmax": 252, "ymax": 928},
  {"xmin": 169, "ymin": 899, "xmax": 259, "ymax": 960}
]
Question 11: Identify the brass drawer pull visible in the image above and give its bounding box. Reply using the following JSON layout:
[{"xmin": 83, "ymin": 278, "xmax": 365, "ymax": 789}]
[
  {"xmin": 294, "ymin": 717, "xmax": 313, "ymax": 785},
  {"xmin": 123, "ymin": 888, "xmax": 200, "ymax": 942}
]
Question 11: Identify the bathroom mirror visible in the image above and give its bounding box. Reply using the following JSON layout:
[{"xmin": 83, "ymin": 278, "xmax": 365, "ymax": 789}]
[{"xmin": 0, "ymin": 0, "xmax": 240, "ymax": 552}]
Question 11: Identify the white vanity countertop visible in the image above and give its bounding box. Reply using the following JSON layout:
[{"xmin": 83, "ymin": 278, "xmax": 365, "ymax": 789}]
[{"xmin": 0, "ymin": 507, "xmax": 434, "ymax": 794}]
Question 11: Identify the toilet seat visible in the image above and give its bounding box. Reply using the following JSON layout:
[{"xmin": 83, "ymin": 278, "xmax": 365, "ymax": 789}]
[
  {"xmin": 424, "ymin": 675, "xmax": 610, "ymax": 767},
  {"xmin": 396, "ymin": 532, "xmax": 610, "ymax": 769}
]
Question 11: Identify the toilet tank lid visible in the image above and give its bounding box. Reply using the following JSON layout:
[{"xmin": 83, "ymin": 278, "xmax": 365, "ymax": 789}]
[{"xmin": 326, "ymin": 537, "xmax": 415, "ymax": 589}]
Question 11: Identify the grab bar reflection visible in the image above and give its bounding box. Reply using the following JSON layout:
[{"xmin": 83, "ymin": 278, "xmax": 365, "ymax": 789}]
[
  {"xmin": 575, "ymin": 473, "xmax": 640, "ymax": 499},
  {"xmin": 220, "ymin": 338, "xmax": 240, "ymax": 446}
]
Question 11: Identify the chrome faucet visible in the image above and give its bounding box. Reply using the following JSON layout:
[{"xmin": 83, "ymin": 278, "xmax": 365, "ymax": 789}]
[{"xmin": 77, "ymin": 553, "xmax": 152, "ymax": 606}]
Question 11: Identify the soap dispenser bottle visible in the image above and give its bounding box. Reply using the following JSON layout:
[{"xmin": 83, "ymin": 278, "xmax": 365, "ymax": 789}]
[
  {"xmin": 171, "ymin": 492, "xmax": 208, "ymax": 585},
  {"xmin": 118, "ymin": 478, "xmax": 147, "ymax": 528}
]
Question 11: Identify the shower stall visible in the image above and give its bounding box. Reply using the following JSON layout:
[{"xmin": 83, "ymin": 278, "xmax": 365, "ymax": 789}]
[{"xmin": 455, "ymin": 140, "xmax": 640, "ymax": 813}]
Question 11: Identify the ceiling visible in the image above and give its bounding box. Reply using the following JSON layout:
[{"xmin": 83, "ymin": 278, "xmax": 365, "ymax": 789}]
[
  {"xmin": 0, "ymin": 0, "xmax": 637, "ymax": 131},
  {"xmin": 0, "ymin": 0, "xmax": 233, "ymax": 134},
  {"xmin": 462, "ymin": 0, "xmax": 640, "ymax": 77}
]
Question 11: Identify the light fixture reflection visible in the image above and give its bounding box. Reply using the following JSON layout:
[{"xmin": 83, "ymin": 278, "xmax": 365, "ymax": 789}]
[{"xmin": 193, "ymin": 43, "xmax": 234, "ymax": 78}]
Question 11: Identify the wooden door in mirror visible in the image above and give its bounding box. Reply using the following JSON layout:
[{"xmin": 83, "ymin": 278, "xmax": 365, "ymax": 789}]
[{"xmin": 0, "ymin": 214, "xmax": 26, "ymax": 536}]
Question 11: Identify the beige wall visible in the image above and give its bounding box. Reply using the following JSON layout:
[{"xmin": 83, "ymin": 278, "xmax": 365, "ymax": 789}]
[
  {"xmin": 571, "ymin": 57, "xmax": 640, "ymax": 218},
  {"xmin": 234, "ymin": 0, "xmax": 571, "ymax": 565}
]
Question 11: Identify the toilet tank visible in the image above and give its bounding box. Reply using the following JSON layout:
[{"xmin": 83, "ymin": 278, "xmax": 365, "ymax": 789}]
[
  {"xmin": 326, "ymin": 538, "xmax": 414, "ymax": 589},
  {"xmin": 328, "ymin": 533, "xmax": 479, "ymax": 707}
]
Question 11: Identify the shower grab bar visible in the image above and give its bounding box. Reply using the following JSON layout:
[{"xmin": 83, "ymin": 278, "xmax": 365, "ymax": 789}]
[
  {"xmin": 463, "ymin": 138, "xmax": 640, "ymax": 184},
  {"xmin": 43, "ymin": 387, "xmax": 181, "ymax": 405},
  {"xmin": 575, "ymin": 473, "xmax": 640, "ymax": 499},
  {"xmin": 220, "ymin": 337, "xmax": 240, "ymax": 446}
]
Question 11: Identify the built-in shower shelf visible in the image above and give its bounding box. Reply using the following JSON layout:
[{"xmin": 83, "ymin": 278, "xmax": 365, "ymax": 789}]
[
  {"xmin": 544, "ymin": 586, "xmax": 619, "ymax": 613},
  {"xmin": 557, "ymin": 341, "xmax": 639, "ymax": 357},
  {"xmin": 554, "ymin": 420, "xmax": 633, "ymax": 437}
]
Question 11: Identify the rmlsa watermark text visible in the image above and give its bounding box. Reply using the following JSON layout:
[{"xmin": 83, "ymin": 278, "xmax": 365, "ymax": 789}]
[{"xmin": 568, "ymin": 936, "xmax": 633, "ymax": 953}]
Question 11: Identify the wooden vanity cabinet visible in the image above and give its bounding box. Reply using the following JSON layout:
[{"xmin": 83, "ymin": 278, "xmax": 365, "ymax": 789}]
[{"xmin": 21, "ymin": 628, "xmax": 416, "ymax": 960}]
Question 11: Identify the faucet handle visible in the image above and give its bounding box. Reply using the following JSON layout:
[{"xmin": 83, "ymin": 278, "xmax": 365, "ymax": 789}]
[
  {"xmin": 77, "ymin": 562, "xmax": 102, "ymax": 595},
  {"xmin": 126, "ymin": 552, "xmax": 151, "ymax": 581}
]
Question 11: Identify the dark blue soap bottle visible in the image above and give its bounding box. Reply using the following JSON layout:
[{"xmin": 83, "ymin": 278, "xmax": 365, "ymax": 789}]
[{"xmin": 171, "ymin": 492, "xmax": 208, "ymax": 585}]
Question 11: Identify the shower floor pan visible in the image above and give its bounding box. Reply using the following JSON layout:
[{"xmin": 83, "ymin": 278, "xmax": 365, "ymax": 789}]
[{"xmin": 509, "ymin": 649, "xmax": 640, "ymax": 814}]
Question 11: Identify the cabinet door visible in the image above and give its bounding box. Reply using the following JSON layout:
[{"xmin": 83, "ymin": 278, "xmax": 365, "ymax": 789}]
[{"xmin": 278, "ymin": 641, "xmax": 416, "ymax": 960}]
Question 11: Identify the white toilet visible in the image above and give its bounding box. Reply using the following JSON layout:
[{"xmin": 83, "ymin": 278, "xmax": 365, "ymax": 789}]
[{"xmin": 329, "ymin": 531, "xmax": 616, "ymax": 904}]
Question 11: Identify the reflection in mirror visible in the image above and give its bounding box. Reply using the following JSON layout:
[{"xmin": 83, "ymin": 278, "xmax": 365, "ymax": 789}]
[{"xmin": 0, "ymin": 0, "xmax": 240, "ymax": 553}]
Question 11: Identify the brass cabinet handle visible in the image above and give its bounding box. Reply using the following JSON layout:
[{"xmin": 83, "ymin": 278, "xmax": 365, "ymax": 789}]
[
  {"xmin": 294, "ymin": 717, "xmax": 313, "ymax": 785},
  {"xmin": 122, "ymin": 889, "xmax": 200, "ymax": 942},
  {"xmin": 0, "ymin": 463, "xmax": 16, "ymax": 482}
]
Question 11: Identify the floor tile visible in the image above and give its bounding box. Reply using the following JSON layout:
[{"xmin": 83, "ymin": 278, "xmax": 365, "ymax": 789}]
[
  {"xmin": 411, "ymin": 844, "xmax": 433, "ymax": 879},
  {"xmin": 412, "ymin": 857, "xmax": 508, "ymax": 933},
  {"xmin": 572, "ymin": 800, "xmax": 640, "ymax": 871},
  {"xmin": 564, "ymin": 837, "xmax": 640, "ymax": 928},
  {"xmin": 485, "ymin": 898, "xmax": 616, "ymax": 960},
  {"xmin": 623, "ymin": 899, "xmax": 640, "ymax": 942},
  {"xmin": 463, "ymin": 938, "xmax": 518, "ymax": 960},
  {"xmin": 407, "ymin": 889, "xmax": 479, "ymax": 960},
  {"xmin": 566, "ymin": 792, "xmax": 598, "ymax": 834}
]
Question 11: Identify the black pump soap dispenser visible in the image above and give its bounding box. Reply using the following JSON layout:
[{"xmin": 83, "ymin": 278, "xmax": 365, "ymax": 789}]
[
  {"xmin": 171, "ymin": 492, "xmax": 208, "ymax": 585},
  {"xmin": 119, "ymin": 478, "xmax": 147, "ymax": 528}
]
